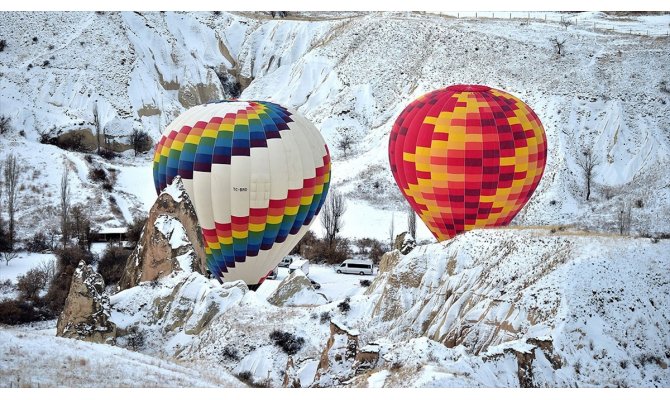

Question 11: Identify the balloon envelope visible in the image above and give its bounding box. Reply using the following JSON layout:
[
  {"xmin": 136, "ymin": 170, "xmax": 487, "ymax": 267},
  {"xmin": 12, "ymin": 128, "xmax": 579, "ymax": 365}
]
[
  {"xmin": 389, "ymin": 85, "xmax": 547, "ymax": 241},
  {"xmin": 154, "ymin": 100, "xmax": 331, "ymax": 286}
]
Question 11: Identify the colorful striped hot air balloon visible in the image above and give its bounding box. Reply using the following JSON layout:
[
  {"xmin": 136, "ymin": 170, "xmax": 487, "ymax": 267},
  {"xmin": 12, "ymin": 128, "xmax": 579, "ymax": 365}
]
[
  {"xmin": 153, "ymin": 100, "xmax": 331, "ymax": 288},
  {"xmin": 389, "ymin": 85, "xmax": 547, "ymax": 242}
]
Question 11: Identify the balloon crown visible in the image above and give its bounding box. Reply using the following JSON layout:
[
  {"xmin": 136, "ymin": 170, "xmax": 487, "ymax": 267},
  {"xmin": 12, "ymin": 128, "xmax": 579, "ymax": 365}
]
[{"xmin": 446, "ymin": 84, "xmax": 491, "ymax": 92}]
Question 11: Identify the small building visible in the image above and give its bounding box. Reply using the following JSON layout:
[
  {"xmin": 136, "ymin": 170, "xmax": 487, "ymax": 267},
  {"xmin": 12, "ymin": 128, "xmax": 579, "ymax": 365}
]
[{"xmin": 93, "ymin": 227, "xmax": 128, "ymax": 242}]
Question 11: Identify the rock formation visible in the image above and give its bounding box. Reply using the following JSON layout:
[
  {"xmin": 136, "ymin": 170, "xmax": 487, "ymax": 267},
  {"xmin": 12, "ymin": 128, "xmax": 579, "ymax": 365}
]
[
  {"xmin": 56, "ymin": 261, "xmax": 116, "ymax": 344},
  {"xmin": 267, "ymin": 270, "xmax": 327, "ymax": 307},
  {"xmin": 312, "ymin": 320, "xmax": 360, "ymax": 387},
  {"xmin": 119, "ymin": 177, "xmax": 207, "ymax": 290}
]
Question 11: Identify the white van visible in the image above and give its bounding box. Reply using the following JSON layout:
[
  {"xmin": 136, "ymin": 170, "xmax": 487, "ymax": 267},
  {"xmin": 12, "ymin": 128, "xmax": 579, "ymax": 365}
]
[
  {"xmin": 336, "ymin": 259, "xmax": 374, "ymax": 275},
  {"xmin": 288, "ymin": 259, "xmax": 310, "ymax": 276}
]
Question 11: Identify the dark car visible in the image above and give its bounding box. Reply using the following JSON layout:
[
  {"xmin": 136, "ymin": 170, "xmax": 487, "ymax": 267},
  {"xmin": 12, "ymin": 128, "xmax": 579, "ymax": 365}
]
[
  {"xmin": 278, "ymin": 256, "xmax": 293, "ymax": 268},
  {"xmin": 266, "ymin": 266, "xmax": 279, "ymax": 280}
]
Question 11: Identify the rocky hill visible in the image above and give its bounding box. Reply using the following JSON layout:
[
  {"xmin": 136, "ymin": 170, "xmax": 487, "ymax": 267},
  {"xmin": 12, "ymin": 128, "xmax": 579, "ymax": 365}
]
[{"xmin": 1, "ymin": 11, "xmax": 669, "ymax": 241}]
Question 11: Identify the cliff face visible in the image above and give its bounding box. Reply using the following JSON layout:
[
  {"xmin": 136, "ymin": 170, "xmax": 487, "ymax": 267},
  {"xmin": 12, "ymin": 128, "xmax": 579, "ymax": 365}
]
[{"xmin": 356, "ymin": 228, "xmax": 670, "ymax": 387}]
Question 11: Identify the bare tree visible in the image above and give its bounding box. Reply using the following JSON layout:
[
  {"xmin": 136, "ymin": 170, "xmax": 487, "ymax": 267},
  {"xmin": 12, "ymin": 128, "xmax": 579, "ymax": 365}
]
[
  {"xmin": 3, "ymin": 155, "xmax": 20, "ymax": 249},
  {"xmin": 618, "ymin": 203, "xmax": 632, "ymax": 235},
  {"xmin": 130, "ymin": 128, "xmax": 152, "ymax": 157},
  {"xmin": 70, "ymin": 204, "xmax": 92, "ymax": 250},
  {"xmin": 576, "ymin": 148, "xmax": 601, "ymax": 201},
  {"xmin": 337, "ymin": 133, "xmax": 354, "ymax": 158},
  {"xmin": 93, "ymin": 101, "xmax": 103, "ymax": 152},
  {"xmin": 553, "ymin": 37, "xmax": 566, "ymax": 55},
  {"xmin": 406, "ymin": 205, "xmax": 416, "ymax": 239},
  {"xmin": 560, "ymin": 17, "xmax": 573, "ymax": 29},
  {"xmin": 321, "ymin": 189, "xmax": 346, "ymax": 249},
  {"xmin": 60, "ymin": 166, "xmax": 71, "ymax": 247},
  {"xmin": 1, "ymin": 249, "xmax": 19, "ymax": 266},
  {"xmin": 389, "ymin": 212, "xmax": 395, "ymax": 249}
]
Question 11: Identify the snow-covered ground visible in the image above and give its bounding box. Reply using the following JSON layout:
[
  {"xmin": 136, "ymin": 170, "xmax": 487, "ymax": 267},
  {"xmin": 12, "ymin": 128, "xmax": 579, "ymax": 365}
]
[
  {"xmin": 256, "ymin": 263, "xmax": 374, "ymax": 301},
  {"xmin": 0, "ymin": 323, "xmax": 242, "ymax": 388},
  {"xmin": 0, "ymin": 252, "xmax": 56, "ymax": 284}
]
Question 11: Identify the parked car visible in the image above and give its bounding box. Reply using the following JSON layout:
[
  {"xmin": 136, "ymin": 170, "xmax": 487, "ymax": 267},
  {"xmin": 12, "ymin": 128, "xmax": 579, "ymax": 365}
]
[
  {"xmin": 336, "ymin": 259, "xmax": 374, "ymax": 275},
  {"xmin": 278, "ymin": 256, "xmax": 293, "ymax": 268},
  {"xmin": 266, "ymin": 265, "xmax": 279, "ymax": 280},
  {"xmin": 288, "ymin": 259, "xmax": 310, "ymax": 276}
]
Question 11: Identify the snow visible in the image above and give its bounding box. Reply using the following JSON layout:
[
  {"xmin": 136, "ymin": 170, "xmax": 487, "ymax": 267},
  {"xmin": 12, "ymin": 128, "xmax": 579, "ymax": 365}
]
[
  {"xmin": 367, "ymin": 369, "xmax": 390, "ymax": 388},
  {"xmin": 0, "ymin": 252, "xmax": 57, "ymax": 284},
  {"xmin": 98, "ymin": 227, "xmax": 128, "ymax": 235},
  {"xmin": 297, "ymin": 359, "xmax": 319, "ymax": 387},
  {"xmin": 154, "ymin": 215, "xmax": 189, "ymax": 249},
  {"xmin": 162, "ymin": 176, "xmax": 186, "ymax": 203},
  {"xmin": 0, "ymin": 326, "xmax": 242, "ymax": 387},
  {"xmin": 258, "ymin": 263, "xmax": 372, "ymax": 302}
]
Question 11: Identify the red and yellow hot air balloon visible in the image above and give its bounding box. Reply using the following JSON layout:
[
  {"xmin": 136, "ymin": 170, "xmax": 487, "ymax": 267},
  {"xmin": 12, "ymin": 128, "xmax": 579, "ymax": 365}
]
[{"xmin": 388, "ymin": 85, "xmax": 547, "ymax": 241}]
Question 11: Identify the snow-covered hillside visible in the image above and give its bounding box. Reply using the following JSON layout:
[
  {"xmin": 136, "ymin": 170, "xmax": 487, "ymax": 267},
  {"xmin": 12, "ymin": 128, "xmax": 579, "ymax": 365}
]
[
  {"xmin": 5, "ymin": 227, "xmax": 664, "ymax": 388},
  {"xmin": 1, "ymin": 11, "xmax": 669, "ymax": 242}
]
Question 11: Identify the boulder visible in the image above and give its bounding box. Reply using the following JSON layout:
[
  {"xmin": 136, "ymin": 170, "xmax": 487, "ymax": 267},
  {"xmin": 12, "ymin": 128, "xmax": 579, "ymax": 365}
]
[
  {"xmin": 267, "ymin": 270, "xmax": 327, "ymax": 306},
  {"xmin": 56, "ymin": 261, "xmax": 116, "ymax": 344},
  {"xmin": 119, "ymin": 177, "xmax": 207, "ymax": 290}
]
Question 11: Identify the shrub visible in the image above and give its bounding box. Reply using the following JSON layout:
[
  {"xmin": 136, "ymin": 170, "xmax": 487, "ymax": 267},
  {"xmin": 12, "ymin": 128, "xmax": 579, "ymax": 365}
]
[
  {"xmin": 125, "ymin": 326, "xmax": 146, "ymax": 351},
  {"xmin": 25, "ymin": 232, "xmax": 50, "ymax": 252},
  {"xmin": 234, "ymin": 371, "xmax": 270, "ymax": 387},
  {"xmin": 0, "ymin": 115, "xmax": 10, "ymax": 135},
  {"xmin": 359, "ymin": 279, "xmax": 372, "ymax": 287},
  {"xmin": 319, "ymin": 311, "xmax": 330, "ymax": 324},
  {"xmin": 368, "ymin": 240, "xmax": 385, "ymax": 265},
  {"xmin": 88, "ymin": 167, "xmax": 107, "ymax": 182},
  {"xmin": 269, "ymin": 330, "xmax": 305, "ymax": 355},
  {"xmin": 97, "ymin": 148, "xmax": 117, "ymax": 160},
  {"xmin": 16, "ymin": 265, "xmax": 52, "ymax": 302},
  {"xmin": 236, "ymin": 371, "xmax": 253, "ymax": 384},
  {"xmin": 102, "ymin": 182, "xmax": 113, "ymax": 191},
  {"xmin": 127, "ymin": 216, "xmax": 148, "ymax": 245},
  {"xmin": 222, "ymin": 344, "xmax": 240, "ymax": 361},
  {"xmin": 130, "ymin": 128, "xmax": 152, "ymax": 156},
  {"xmin": 0, "ymin": 300, "xmax": 54, "ymax": 325},
  {"xmin": 635, "ymin": 199, "xmax": 644, "ymax": 208},
  {"xmin": 337, "ymin": 297, "xmax": 351, "ymax": 313},
  {"xmin": 97, "ymin": 244, "xmax": 131, "ymax": 285}
]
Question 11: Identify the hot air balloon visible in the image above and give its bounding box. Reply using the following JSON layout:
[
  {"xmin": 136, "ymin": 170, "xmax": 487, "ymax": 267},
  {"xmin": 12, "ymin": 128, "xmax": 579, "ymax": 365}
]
[
  {"xmin": 389, "ymin": 85, "xmax": 547, "ymax": 241},
  {"xmin": 153, "ymin": 100, "xmax": 331, "ymax": 288}
]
